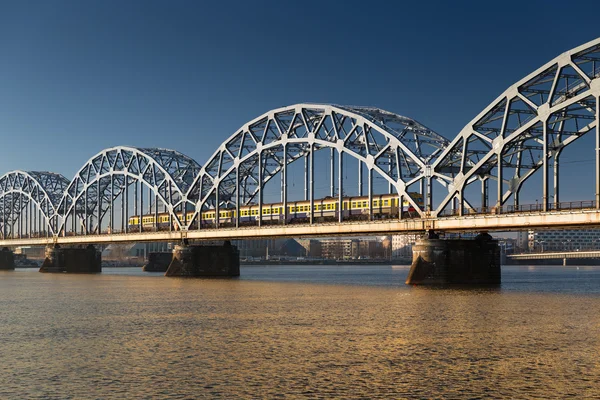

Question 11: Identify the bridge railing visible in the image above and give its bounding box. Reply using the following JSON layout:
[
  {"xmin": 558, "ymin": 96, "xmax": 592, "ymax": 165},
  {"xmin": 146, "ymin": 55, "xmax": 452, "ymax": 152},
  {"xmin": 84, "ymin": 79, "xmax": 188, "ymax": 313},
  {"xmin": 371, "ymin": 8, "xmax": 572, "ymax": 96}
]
[{"xmin": 438, "ymin": 200, "xmax": 597, "ymax": 217}]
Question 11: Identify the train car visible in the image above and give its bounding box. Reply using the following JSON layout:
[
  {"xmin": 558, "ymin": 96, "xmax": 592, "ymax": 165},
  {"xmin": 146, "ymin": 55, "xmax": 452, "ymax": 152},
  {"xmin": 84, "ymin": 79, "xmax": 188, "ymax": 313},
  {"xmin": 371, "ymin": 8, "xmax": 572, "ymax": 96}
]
[{"xmin": 128, "ymin": 192, "xmax": 424, "ymax": 229}]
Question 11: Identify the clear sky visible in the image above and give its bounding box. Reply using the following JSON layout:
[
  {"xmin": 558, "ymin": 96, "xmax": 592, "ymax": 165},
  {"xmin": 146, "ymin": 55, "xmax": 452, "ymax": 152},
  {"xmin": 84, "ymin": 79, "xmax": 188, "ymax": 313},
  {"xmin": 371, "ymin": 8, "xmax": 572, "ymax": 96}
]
[{"xmin": 1, "ymin": 0, "xmax": 599, "ymax": 203}]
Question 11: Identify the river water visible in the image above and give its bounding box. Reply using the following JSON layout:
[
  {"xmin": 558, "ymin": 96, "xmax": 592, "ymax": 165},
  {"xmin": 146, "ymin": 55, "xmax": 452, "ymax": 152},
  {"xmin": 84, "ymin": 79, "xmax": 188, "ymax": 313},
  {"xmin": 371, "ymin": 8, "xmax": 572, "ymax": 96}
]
[{"xmin": 1, "ymin": 265, "xmax": 599, "ymax": 399}]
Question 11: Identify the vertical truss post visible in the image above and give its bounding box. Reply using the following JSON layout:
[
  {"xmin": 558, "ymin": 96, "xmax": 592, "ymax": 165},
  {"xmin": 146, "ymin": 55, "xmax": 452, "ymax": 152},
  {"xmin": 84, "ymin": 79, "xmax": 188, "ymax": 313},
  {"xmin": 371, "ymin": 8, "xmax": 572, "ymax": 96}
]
[
  {"xmin": 330, "ymin": 148, "xmax": 335, "ymax": 197},
  {"xmin": 62, "ymin": 199, "xmax": 67, "ymax": 237},
  {"xmin": 18, "ymin": 195, "xmax": 22, "ymax": 238},
  {"xmin": 304, "ymin": 156, "xmax": 308, "ymax": 201},
  {"xmin": 542, "ymin": 120, "xmax": 549, "ymax": 212},
  {"xmin": 139, "ymin": 183, "xmax": 143, "ymax": 233},
  {"xmin": 497, "ymin": 153, "xmax": 503, "ymax": 214},
  {"xmin": 26, "ymin": 199, "xmax": 30, "ymax": 238},
  {"xmin": 97, "ymin": 181, "xmax": 101, "ymax": 234},
  {"xmin": 481, "ymin": 177, "xmax": 488, "ymax": 210},
  {"xmin": 283, "ymin": 144, "xmax": 288, "ymax": 225},
  {"xmin": 215, "ymin": 183, "xmax": 220, "ymax": 229},
  {"xmin": 168, "ymin": 181, "xmax": 173, "ymax": 231},
  {"xmin": 358, "ymin": 163, "xmax": 363, "ymax": 196},
  {"xmin": 398, "ymin": 193, "xmax": 403, "ymax": 221},
  {"xmin": 309, "ymin": 144, "xmax": 314, "ymax": 224},
  {"xmin": 110, "ymin": 175, "xmax": 114, "ymax": 233},
  {"xmin": 388, "ymin": 154, "xmax": 393, "ymax": 194},
  {"xmin": 338, "ymin": 150, "xmax": 344, "ymax": 223},
  {"xmin": 458, "ymin": 190, "xmax": 464, "ymax": 217},
  {"xmin": 182, "ymin": 197, "xmax": 187, "ymax": 228},
  {"xmin": 36, "ymin": 201, "xmax": 40, "ymax": 238},
  {"xmin": 1, "ymin": 197, "xmax": 4, "ymax": 239},
  {"xmin": 124, "ymin": 178, "xmax": 129, "ymax": 233},
  {"xmin": 121, "ymin": 180, "xmax": 125, "ymax": 233},
  {"xmin": 134, "ymin": 181, "xmax": 138, "ymax": 230},
  {"xmin": 596, "ymin": 95, "xmax": 600, "ymax": 209},
  {"xmin": 148, "ymin": 184, "xmax": 152, "ymax": 229},
  {"xmin": 258, "ymin": 152, "xmax": 263, "ymax": 227},
  {"xmin": 235, "ymin": 167, "xmax": 240, "ymax": 228},
  {"xmin": 554, "ymin": 150, "xmax": 561, "ymax": 210},
  {"xmin": 426, "ymin": 177, "xmax": 432, "ymax": 213},
  {"xmin": 154, "ymin": 193, "xmax": 159, "ymax": 231},
  {"xmin": 368, "ymin": 167, "xmax": 373, "ymax": 220},
  {"xmin": 84, "ymin": 190, "xmax": 88, "ymax": 235}
]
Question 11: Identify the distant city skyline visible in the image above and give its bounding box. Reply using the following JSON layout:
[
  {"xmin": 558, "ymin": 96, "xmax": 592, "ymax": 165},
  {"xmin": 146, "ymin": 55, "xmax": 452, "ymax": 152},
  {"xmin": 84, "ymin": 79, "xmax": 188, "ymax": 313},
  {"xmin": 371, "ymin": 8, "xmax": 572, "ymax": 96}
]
[{"xmin": 1, "ymin": 1, "xmax": 600, "ymax": 204}]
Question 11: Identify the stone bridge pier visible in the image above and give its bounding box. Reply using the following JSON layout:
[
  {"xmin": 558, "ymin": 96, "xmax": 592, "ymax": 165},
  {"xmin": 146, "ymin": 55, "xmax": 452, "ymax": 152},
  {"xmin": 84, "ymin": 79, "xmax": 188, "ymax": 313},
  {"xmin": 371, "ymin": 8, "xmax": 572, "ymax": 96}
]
[
  {"xmin": 40, "ymin": 245, "xmax": 101, "ymax": 273},
  {"xmin": 0, "ymin": 247, "xmax": 15, "ymax": 270},
  {"xmin": 165, "ymin": 241, "xmax": 240, "ymax": 277},
  {"xmin": 406, "ymin": 231, "xmax": 501, "ymax": 285}
]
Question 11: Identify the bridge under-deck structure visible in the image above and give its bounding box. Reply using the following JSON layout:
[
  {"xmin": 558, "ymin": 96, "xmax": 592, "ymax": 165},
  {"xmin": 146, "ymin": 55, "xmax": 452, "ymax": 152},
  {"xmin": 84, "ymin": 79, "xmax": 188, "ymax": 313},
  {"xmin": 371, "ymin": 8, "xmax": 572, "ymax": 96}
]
[{"xmin": 2, "ymin": 37, "xmax": 600, "ymax": 282}]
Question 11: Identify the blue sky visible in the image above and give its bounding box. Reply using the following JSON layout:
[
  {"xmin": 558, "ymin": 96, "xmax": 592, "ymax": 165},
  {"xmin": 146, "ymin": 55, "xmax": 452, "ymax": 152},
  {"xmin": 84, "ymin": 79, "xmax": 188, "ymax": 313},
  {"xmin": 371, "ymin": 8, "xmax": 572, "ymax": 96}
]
[{"xmin": 1, "ymin": 0, "xmax": 599, "ymax": 203}]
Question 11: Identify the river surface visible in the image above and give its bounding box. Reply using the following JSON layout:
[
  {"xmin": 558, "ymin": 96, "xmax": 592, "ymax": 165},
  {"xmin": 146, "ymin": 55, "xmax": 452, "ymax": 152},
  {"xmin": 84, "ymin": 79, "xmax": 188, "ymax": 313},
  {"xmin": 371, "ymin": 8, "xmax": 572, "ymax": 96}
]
[{"xmin": 1, "ymin": 265, "xmax": 599, "ymax": 399}]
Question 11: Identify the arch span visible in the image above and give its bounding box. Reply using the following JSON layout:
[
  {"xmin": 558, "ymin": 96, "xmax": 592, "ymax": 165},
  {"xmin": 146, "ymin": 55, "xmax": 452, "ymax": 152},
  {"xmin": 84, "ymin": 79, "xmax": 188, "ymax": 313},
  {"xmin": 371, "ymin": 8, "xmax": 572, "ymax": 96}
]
[
  {"xmin": 432, "ymin": 37, "xmax": 600, "ymax": 216},
  {"xmin": 185, "ymin": 103, "xmax": 450, "ymax": 228},
  {"xmin": 56, "ymin": 146, "xmax": 201, "ymax": 235},
  {"xmin": 0, "ymin": 170, "xmax": 70, "ymax": 237}
]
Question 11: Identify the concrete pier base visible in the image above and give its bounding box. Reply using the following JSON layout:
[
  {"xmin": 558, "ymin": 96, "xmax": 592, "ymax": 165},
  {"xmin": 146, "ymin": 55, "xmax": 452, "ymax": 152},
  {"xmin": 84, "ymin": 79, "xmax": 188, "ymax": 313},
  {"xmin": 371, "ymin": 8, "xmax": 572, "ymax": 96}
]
[
  {"xmin": 143, "ymin": 252, "xmax": 172, "ymax": 272},
  {"xmin": 39, "ymin": 245, "xmax": 102, "ymax": 273},
  {"xmin": 406, "ymin": 232, "xmax": 501, "ymax": 285},
  {"xmin": 0, "ymin": 247, "xmax": 15, "ymax": 270},
  {"xmin": 165, "ymin": 241, "xmax": 240, "ymax": 277}
]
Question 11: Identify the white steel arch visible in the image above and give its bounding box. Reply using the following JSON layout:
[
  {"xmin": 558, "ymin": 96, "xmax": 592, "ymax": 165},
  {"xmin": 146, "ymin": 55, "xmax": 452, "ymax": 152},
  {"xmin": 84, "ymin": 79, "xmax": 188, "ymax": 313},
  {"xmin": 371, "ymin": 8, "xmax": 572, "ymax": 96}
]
[
  {"xmin": 185, "ymin": 103, "xmax": 450, "ymax": 228},
  {"xmin": 56, "ymin": 146, "xmax": 201, "ymax": 235},
  {"xmin": 432, "ymin": 37, "xmax": 600, "ymax": 217},
  {"xmin": 0, "ymin": 171, "xmax": 70, "ymax": 238}
]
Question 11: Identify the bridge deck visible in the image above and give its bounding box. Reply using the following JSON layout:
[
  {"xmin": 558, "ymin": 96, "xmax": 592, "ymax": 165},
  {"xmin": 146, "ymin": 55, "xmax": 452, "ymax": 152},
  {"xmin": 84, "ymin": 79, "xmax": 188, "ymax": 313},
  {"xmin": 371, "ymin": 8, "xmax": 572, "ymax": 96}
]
[{"xmin": 2, "ymin": 208, "xmax": 600, "ymax": 246}]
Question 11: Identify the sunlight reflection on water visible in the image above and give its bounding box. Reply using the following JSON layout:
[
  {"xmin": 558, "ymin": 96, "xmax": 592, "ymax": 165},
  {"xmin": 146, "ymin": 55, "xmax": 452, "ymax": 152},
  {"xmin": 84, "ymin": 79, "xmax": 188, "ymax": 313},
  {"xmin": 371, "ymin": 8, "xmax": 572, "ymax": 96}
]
[{"xmin": 0, "ymin": 265, "xmax": 599, "ymax": 398}]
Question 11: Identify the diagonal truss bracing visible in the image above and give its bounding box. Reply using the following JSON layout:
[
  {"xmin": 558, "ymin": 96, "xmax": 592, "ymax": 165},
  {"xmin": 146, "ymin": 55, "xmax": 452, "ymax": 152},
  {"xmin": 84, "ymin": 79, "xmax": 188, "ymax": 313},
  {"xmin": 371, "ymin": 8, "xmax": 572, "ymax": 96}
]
[
  {"xmin": 432, "ymin": 37, "xmax": 600, "ymax": 217},
  {"xmin": 185, "ymin": 104, "xmax": 449, "ymax": 228},
  {"xmin": 0, "ymin": 171, "xmax": 70, "ymax": 237}
]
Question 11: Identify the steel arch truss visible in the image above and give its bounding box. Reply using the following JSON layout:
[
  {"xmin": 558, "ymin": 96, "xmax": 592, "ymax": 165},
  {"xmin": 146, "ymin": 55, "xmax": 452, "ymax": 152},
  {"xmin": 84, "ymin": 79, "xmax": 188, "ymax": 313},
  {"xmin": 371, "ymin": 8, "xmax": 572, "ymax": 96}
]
[
  {"xmin": 432, "ymin": 37, "xmax": 600, "ymax": 216},
  {"xmin": 0, "ymin": 171, "xmax": 70, "ymax": 238},
  {"xmin": 186, "ymin": 104, "xmax": 450, "ymax": 228},
  {"xmin": 57, "ymin": 146, "xmax": 201, "ymax": 235}
]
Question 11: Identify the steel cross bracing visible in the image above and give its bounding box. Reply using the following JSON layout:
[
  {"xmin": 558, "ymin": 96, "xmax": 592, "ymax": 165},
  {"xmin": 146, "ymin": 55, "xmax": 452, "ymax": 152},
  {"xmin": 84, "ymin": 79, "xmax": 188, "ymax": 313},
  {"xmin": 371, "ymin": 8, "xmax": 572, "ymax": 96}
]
[
  {"xmin": 1, "ymin": 37, "xmax": 600, "ymax": 243},
  {"xmin": 432, "ymin": 37, "xmax": 600, "ymax": 217},
  {"xmin": 55, "ymin": 146, "xmax": 201, "ymax": 236},
  {"xmin": 0, "ymin": 171, "xmax": 70, "ymax": 238},
  {"xmin": 185, "ymin": 104, "xmax": 450, "ymax": 229}
]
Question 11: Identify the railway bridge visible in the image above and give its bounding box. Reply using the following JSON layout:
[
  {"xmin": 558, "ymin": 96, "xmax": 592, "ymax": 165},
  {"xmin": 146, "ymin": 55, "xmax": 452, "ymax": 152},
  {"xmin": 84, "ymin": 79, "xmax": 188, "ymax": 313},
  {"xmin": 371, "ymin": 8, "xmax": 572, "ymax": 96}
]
[{"xmin": 2, "ymin": 37, "xmax": 600, "ymax": 283}]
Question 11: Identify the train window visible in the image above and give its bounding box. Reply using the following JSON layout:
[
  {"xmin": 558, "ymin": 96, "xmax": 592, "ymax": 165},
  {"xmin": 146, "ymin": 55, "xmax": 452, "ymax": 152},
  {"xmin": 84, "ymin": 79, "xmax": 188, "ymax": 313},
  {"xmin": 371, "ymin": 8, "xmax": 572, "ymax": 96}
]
[
  {"xmin": 351, "ymin": 202, "xmax": 356, "ymax": 207},
  {"xmin": 384, "ymin": 200, "xmax": 389, "ymax": 206},
  {"xmin": 362, "ymin": 201, "xmax": 367, "ymax": 207}
]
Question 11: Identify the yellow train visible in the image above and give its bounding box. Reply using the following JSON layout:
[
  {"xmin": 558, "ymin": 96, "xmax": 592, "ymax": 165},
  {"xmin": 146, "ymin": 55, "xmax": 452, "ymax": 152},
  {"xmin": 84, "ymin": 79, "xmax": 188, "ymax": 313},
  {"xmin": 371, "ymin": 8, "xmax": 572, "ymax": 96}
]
[{"xmin": 128, "ymin": 193, "xmax": 423, "ymax": 230}]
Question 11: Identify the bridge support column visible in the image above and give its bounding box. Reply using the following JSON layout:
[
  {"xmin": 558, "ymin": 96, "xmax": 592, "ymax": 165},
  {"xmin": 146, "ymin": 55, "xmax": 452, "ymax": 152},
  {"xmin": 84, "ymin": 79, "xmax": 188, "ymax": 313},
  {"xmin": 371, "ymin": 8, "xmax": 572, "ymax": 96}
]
[
  {"xmin": 406, "ymin": 232, "xmax": 500, "ymax": 285},
  {"xmin": 0, "ymin": 247, "xmax": 15, "ymax": 270},
  {"xmin": 165, "ymin": 241, "xmax": 240, "ymax": 277},
  {"xmin": 39, "ymin": 245, "xmax": 101, "ymax": 273},
  {"xmin": 143, "ymin": 252, "xmax": 172, "ymax": 272}
]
